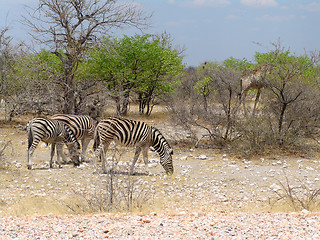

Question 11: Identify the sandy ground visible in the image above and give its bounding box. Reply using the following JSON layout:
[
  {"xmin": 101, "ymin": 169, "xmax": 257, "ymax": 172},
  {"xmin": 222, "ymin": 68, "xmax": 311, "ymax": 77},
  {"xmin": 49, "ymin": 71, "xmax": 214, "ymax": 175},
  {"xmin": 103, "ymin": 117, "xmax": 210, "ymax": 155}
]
[
  {"xmin": 1, "ymin": 122, "xmax": 320, "ymax": 216},
  {"xmin": 1, "ymin": 118, "xmax": 320, "ymax": 238}
]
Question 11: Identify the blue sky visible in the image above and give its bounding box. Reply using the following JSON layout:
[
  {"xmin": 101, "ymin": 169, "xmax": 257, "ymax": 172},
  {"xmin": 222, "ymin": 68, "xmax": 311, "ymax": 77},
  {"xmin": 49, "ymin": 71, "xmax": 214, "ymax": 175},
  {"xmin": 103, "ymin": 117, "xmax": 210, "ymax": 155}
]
[{"xmin": 1, "ymin": 0, "xmax": 320, "ymax": 66}]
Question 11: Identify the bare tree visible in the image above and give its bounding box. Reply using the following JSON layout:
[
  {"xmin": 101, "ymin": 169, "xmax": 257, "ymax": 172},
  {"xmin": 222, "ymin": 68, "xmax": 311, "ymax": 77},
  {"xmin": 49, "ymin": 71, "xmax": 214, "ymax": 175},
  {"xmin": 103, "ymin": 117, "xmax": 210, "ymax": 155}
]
[{"xmin": 23, "ymin": 0, "xmax": 151, "ymax": 114}]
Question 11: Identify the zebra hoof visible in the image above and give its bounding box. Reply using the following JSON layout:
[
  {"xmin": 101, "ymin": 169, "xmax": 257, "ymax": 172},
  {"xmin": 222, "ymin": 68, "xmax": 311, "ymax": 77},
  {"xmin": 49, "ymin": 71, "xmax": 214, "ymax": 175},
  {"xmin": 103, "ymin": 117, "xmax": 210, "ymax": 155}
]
[{"xmin": 27, "ymin": 164, "xmax": 33, "ymax": 170}]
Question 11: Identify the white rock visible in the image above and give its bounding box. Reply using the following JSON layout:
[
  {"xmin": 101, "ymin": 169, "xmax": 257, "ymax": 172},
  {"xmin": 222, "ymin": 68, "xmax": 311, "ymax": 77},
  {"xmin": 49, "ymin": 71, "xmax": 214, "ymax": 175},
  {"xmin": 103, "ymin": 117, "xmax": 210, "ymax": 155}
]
[
  {"xmin": 270, "ymin": 183, "xmax": 281, "ymax": 191},
  {"xmin": 40, "ymin": 143, "xmax": 48, "ymax": 148},
  {"xmin": 15, "ymin": 163, "xmax": 22, "ymax": 168},
  {"xmin": 198, "ymin": 155, "xmax": 207, "ymax": 160}
]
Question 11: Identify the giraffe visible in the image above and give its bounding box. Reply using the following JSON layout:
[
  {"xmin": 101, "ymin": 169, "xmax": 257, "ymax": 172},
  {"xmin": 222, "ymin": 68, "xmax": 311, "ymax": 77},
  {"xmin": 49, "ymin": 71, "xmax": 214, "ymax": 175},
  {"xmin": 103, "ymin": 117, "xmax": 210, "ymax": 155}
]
[{"xmin": 239, "ymin": 63, "xmax": 274, "ymax": 116}]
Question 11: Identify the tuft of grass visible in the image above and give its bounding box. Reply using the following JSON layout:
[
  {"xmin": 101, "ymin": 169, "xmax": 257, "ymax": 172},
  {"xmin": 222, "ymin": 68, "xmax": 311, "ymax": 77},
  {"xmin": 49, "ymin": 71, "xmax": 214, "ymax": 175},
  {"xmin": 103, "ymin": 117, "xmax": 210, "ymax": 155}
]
[
  {"xmin": 269, "ymin": 173, "xmax": 320, "ymax": 212},
  {"xmin": 0, "ymin": 139, "xmax": 12, "ymax": 169},
  {"xmin": 62, "ymin": 147, "xmax": 155, "ymax": 214}
]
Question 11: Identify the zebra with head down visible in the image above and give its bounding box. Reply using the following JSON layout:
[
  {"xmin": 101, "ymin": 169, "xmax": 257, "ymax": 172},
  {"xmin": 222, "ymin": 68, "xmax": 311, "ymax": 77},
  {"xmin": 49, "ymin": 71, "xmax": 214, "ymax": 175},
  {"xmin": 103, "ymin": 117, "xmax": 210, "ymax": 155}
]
[
  {"xmin": 27, "ymin": 117, "xmax": 80, "ymax": 169},
  {"xmin": 50, "ymin": 114, "xmax": 96, "ymax": 163},
  {"xmin": 93, "ymin": 117, "xmax": 174, "ymax": 175}
]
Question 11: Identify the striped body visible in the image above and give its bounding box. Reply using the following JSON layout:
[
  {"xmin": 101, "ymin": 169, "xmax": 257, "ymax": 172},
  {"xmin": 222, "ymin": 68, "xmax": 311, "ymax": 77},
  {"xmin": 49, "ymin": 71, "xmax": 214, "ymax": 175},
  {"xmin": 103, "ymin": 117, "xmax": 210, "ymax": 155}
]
[
  {"xmin": 27, "ymin": 118, "xmax": 80, "ymax": 169},
  {"xmin": 50, "ymin": 114, "xmax": 96, "ymax": 162},
  {"xmin": 93, "ymin": 117, "xmax": 174, "ymax": 175}
]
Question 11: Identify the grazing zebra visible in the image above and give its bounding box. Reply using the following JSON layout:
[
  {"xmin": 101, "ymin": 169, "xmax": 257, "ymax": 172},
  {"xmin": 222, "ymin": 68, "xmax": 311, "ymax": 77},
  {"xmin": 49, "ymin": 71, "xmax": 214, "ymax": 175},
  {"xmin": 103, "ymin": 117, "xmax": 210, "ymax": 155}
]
[
  {"xmin": 50, "ymin": 114, "xmax": 96, "ymax": 163},
  {"xmin": 27, "ymin": 117, "xmax": 81, "ymax": 169},
  {"xmin": 93, "ymin": 117, "xmax": 174, "ymax": 175}
]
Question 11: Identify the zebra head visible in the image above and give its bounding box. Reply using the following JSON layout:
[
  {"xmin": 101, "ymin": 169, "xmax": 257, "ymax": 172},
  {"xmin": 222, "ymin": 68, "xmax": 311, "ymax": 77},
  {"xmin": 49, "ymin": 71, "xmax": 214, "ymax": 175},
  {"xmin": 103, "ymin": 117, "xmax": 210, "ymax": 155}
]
[
  {"xmin": 63, "ymin": 124, "xmax": 81, "ymax": 166},
  {"xmin": 160, "ymin": 146, "xmax": 174, "ymax": 175},
  {"xmin": 67, "ymin": 143, "xmax": 81, "ymax": 167},
  {"xmin": 152, "ymin": 127, "xmax": 174, "ymax": 175}
]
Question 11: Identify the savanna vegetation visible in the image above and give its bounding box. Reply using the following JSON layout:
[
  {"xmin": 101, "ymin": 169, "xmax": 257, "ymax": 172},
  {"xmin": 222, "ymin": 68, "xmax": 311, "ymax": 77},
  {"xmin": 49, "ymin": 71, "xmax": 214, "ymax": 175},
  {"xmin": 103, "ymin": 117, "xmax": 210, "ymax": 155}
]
[{"xmin": 1, "ymin": 0, "xmax": 320, "ymax": 158}]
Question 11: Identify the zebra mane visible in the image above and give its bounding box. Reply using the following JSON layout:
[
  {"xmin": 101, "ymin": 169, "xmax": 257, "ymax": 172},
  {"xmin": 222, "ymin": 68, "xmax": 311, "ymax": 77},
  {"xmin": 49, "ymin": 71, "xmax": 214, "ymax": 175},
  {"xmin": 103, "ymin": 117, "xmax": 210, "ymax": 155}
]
[{"xmin": 151, "ymin": 126, "xmax": 172, "ymax": 150}]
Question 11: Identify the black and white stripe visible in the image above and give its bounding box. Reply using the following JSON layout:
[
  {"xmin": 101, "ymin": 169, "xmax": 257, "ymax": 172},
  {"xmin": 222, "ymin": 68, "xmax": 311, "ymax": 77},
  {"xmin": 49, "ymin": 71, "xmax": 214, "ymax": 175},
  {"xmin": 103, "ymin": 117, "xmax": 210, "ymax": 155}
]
[
  {"xmin": 93, "ymin": 117, "xmax": 174, "ymax": 175},
  {"xmin": 27, "ymin": 117, "xmax": 80, "ymax": 169},
  {"xmin": 50, "ymin": 114, "xmax": 96, "ymax": 162}
]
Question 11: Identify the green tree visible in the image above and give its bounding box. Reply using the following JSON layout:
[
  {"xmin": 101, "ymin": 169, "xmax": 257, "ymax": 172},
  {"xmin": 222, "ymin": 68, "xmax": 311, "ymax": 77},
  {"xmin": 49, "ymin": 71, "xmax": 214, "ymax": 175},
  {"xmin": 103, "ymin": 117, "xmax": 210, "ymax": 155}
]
[
  {"xmin": 7, "ymin": 49, "xmax": 63, "ymax": 119},
  {"xmin": 223, "ymin": 57, "xmax": 254, "ymax": 73},
  {"xmin": 23, "ymin": 0, "xmax": 150, "ymax": 114},
  {"xmin": 89, "ymin": 34, "xmax": 184, "ymax": 116},
  {"xmin": 135, "ymin": 33, "xmax": 184, "ymax": 116},
  {"xmin": 255, "ymin": 49, "xmax": 317, "ymax": 140}
]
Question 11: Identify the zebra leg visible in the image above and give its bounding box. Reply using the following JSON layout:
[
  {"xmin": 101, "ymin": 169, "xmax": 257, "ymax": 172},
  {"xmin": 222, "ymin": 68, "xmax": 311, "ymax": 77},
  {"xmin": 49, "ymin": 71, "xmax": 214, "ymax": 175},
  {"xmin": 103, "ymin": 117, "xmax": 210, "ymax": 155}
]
[
  {"xmin": 142, "ymin": 147, "xmax": 149, "ymax": 174},
  {"xmin": 93, "ymin": 147, "xmax": 100, "ymax": 173},
  {"xmin": 27, "ymin": 138, "xmax": 39, "ymax": 170},
  {"xmin": 94, "ymin": 142, "xmax": 108, "ymax": 173},
  {"xmin": 130, "ymin": 147, "xmax": 141, "ymax": 175},
  {"xmin": 56, "ymin": 143, "xmax": 68, "ymax": 164},
  {"xmin": 101, "ymin": 143, "xmax": 109, "ymax": 173},
  {"xmin": 27, "ymin": 146, "xmax": 36, "ymax": 170},
  {"xmin": 50, "ymin": 143, "xmax": 60, "ymax": 168},
  {"xmin": 80, "ymin": 138, "xmax": 91, "ymax": 163}
]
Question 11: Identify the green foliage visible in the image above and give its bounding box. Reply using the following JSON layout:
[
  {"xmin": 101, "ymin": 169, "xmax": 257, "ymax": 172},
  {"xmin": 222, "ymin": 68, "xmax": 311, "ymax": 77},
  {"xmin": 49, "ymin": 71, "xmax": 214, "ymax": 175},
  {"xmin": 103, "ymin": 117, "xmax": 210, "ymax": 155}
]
[
  {"xmin": 223, "ymin": 57, "xmax": 254, "ymax": 73},
  {"xmin": 255, "ymin": 51, "xmax": 315, "ymax": 78},
  {"xmin": 194, "ymin": 58, "xmax": 251, "ymax": 97},
  {"xmin": 254, "ymin": 50, "xmax": 320, "ymax": 137},
  {"xmin": 13, "ymin": 49, "xmax": 63, "ymax": 81},
  {"xmin": 88, "ymin": 33, "xmax": 184, "ymax": 115},
  {"xmin": 91, "ymin": 34, "xmax": 183, "ymax": 91},
  {"xmin": 194, "ymin": 76, "xmax": 212, "ymax": 96},
  {"xmin": 194, "ymin": 61, "xmax": 217, "ymax": 97}
]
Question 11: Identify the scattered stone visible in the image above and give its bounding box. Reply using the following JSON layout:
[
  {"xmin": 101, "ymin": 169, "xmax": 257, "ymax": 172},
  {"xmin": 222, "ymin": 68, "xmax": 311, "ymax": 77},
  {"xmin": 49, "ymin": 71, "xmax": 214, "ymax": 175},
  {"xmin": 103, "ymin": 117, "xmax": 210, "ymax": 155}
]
[{"xmin": 198, "ymin": 155, "xmax": 207, "ymax": 160}]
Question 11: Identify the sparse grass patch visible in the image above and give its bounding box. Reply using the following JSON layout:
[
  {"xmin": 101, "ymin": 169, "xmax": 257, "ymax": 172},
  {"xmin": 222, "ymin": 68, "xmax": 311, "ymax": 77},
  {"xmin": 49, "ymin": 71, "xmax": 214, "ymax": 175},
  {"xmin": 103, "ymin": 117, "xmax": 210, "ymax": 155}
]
[
  {"xmin": 66, "ymin": 175, "xmax": 155, "ymax": 214},
  {"xmin": 269, "ymin": 174, "xmax": 320, "ymax": 212},
  {"xmin": 0, "ymin": 138, "xmax": 12, "ymax": 169},
  {"xmin": 63, "ymin": 148, "xmax": 155, "ymax": 214}
]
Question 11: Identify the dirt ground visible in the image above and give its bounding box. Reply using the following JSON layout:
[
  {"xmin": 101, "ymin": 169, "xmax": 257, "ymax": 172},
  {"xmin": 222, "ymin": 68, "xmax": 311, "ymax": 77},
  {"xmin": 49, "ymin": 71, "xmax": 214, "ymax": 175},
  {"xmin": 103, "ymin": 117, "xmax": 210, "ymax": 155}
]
[{"xmin": 1, "ymin": 114, "xmax": 320, "ymax": 216}]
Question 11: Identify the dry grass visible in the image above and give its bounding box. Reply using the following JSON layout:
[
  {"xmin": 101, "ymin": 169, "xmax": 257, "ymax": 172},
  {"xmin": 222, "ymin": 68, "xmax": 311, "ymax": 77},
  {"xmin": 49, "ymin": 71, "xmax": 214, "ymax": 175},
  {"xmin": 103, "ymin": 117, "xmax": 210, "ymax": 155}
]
[
  {"xmin": 1, "ymin": 108, "xmax": 320, "ymax": 216},
  {"xmin": 269, "ymin": 173, "xmax": 320, "ymax": 212},
  {"xmin": 62, "ymin": 148, "xmax": 156, "ymax": 214}
]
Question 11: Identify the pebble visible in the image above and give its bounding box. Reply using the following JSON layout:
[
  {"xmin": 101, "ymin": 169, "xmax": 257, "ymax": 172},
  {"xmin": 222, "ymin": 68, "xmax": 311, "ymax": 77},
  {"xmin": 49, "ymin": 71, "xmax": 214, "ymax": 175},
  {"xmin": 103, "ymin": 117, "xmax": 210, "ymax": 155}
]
[
  {"xmin": 197, "ymin": 155, "xmax": 207, "ymax": 160},
  {"xmin": 2, "ymin": 212, "xmax": 319, "ymax": 239}
]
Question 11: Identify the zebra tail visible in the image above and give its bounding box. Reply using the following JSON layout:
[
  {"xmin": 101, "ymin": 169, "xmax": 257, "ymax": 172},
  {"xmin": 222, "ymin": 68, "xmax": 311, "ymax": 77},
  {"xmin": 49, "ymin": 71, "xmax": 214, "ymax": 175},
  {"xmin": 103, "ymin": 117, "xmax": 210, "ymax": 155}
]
[
  {"xmin": 92, "ymin": 127, "xmax": 99, "ymax": 151},
  {"xmin": 27, "ymin": 123, "xmax": 33, "ymax": 150}
]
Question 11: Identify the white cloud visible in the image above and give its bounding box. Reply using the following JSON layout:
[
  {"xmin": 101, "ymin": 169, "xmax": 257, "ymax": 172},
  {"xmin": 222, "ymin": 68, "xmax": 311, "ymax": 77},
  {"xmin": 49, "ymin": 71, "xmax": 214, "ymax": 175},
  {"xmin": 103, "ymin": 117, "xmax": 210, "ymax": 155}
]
[
  {"xmin": 256, "ymin": 14, "xmax": 294, "ymax": 22},
  {"xmin": 299, "ymin": 2, "xmax": 320, "ymax": 12},
  {"xmin": 183, "ymin": 0, "xmax": 231, "ymax": 8},
  {"xmin": 240, "ymin": 0, "xmax": 278, "ymax": 8}
]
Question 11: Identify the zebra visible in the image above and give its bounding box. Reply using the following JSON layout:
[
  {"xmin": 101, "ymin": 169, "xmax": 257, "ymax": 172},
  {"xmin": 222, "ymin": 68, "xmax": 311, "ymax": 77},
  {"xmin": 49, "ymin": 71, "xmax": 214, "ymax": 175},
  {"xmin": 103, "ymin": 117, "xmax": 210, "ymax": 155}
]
[
  {"xmin": 50, "ymin": 114, "xmax": 96, "ymax": 163},
  {"xmin": 93, "ymin": 117, "xmax": 174, "ymax": 175},
  {"xmin": 27, "ymin": 117, "xmax": 81, "ymax": 169}
]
